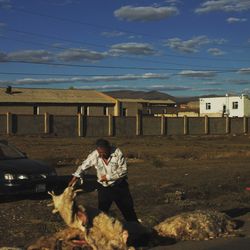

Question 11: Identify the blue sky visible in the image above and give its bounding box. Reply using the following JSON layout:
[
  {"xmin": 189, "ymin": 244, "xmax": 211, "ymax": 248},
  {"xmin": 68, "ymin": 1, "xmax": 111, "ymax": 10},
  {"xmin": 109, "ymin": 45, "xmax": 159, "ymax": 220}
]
[{"xmin": 0, "ymin": 0, "xmax": 250, "ymax": 96}]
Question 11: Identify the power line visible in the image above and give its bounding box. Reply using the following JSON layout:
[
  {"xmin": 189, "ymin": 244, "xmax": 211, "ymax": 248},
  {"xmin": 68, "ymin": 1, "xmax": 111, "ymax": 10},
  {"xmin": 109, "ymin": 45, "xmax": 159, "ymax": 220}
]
[
  {"xmin": 4, "ymin": 27, "xmax": 250, "ymax": 64},
  {"xmin": 2, "ymin": 35, "xmax": 247, "ymax": 70},
  {"xmin": 11, "ymin": 6, "xmax": 158, "ymax": 40},
  {"xmin": 11, "ymin": 6, "xmax": 250, "ymax": 50},
  {"xmin": 0, "ymin": 71, "xmax": 159, "ymax": 77},
  {"xmin": 7, "ymin": 27, "xmax": 106, "ymax": 49},
  {"xmin": 4, "ymin": 60, "xmax": 243, "ymax": 74}
]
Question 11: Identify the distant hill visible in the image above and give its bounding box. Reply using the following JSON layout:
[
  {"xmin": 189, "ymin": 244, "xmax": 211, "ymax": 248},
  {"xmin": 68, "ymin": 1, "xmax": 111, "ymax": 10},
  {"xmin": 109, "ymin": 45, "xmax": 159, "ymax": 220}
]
[
  {"xmin": 104, "ymin": 90, "xmax": 221, "ymax": 104},
  {"xmin": 105, "ymin": 90, "xmax": 177, "ymax": 101}
]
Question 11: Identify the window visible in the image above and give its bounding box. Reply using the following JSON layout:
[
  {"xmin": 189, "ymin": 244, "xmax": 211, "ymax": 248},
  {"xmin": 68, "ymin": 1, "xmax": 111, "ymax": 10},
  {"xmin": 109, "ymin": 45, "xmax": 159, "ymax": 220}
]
[
  {"xmin": 206, "ymin": 103, "xmax": 211, "ymax": 110},
  {"xmin": 232, "ymin": 102, "xmax": 238, "ymax": 109},
  {"xmin": 33, "ymin": 106, "xmax": 39, "ymax": 115},
  {"xmin": 103, "ymin": 106, "xmax": 108, "ymax": 116},
  {"xmin": 77, "ymin": 105, "xmax": 81, "ymax": 114},
  {"xmin": 122, "ymin": 108, "xmax": 127, "ymax": 116},
  {"xmin": 223, "ymin": 105, "xmax": 226, "ymax": 113}
]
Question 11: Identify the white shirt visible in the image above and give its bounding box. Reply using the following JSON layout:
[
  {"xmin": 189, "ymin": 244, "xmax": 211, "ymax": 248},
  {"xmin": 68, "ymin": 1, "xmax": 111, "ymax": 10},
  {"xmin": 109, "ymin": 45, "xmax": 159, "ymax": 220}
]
[{"xmin": 73, "ymin": 147, "xmax": 128, "ymax": 187}]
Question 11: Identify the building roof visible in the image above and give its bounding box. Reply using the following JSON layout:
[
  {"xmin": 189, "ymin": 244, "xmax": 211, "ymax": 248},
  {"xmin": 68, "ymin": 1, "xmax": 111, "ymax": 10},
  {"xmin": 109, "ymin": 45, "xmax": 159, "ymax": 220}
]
[
  {"xmin": 117, "ymin": 98, "xmax": 175, "ymax": 104},
  {"xmin": 0, "ymin": 88, "xmax": 116, "ymax": 104},
  {"xmin": 199, "ymin": 94, "xmax": 250, "ymax": 101}
]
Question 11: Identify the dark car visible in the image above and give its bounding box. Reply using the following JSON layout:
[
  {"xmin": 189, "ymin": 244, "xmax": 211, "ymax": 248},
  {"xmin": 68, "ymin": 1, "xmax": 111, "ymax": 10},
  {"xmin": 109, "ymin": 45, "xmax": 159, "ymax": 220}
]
[{"xmin": 0, "ymin": 140, "xmax": 57, "ymax": 195}]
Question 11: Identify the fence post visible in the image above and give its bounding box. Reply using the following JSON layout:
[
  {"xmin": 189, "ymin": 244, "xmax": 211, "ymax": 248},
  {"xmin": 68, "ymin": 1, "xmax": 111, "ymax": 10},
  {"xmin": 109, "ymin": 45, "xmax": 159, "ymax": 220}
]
[
  {"xmin": 243, "ymin": 116, "xmax": 248, "ymax": 134},
  {"xmin": 78, "ymin": 113, "xmax": 83, "ymax": 137},
  {"xmin": 6, "ymin": 112, "xmax": 12, "ymax": 135},
  {"xmin": 44, "ymin": 112, "xmax": 50, "ymax": 134},
  {"xmin": 183, "ymin": 115, "xmax": 188, "ymax": 135},
  {"xmin": 204, "ymin": 115, "xmax": 209, "ymax": 134},
  {"xmin": 108, "ymin": 114, "xmax": 114, "ymax": 136},
  {"xmin": 136, "ymin": 113, "xmax": 142, "ymax": 136},
  {"xmin": 161, "ymin": 115, "xmax": 165, "ymax": 135},
  {"xmin": 225, "ymin": 115, "xmax": 230, "ymax": 134}
]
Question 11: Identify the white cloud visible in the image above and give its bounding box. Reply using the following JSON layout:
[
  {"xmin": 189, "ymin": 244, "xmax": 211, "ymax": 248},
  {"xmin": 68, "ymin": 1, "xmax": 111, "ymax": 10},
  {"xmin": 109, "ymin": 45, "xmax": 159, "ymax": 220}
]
[
  {"xmin": 179, "ymin": 70, "xmax": 217, "ymax": 78},
  {"xmin": 165, "ymin": 0, "xmax": 182, "ymax": 5},
  {"xmin": 42, "ymin": 0, "xmax": 79, "ymax": 6},
  {"xmin": 110, "ymin": 42, "xmax": 157, "ymax": 55},
  {"xmin": 230, "ymin": 79, "xmax": 250, "ymax": 85},
  {"xmin": 57, "ymin": 48, "xmax": 107, "ymax": 62},
  {"xmin": 7, "ymin": 50, "xmax": 53, "ymax": 63},
  {"xmin": 195, "ymin": 0, "xmax": 250, "ymax": 14},
  {"xmin": 198, "ymin": 87, "xmax": 224, "ymax": 92},
  {"xmin": 148, "ymin": 84, "xmax": 192, "ymax": 91},
  {"xmin": 0, "ymin": 22, "xmax": 6, "ymax": 28},
  {"xmin": 0, "ymin": 51, "xmax": 7, "ymax": 61},
  {"xmin": 78, "ymin": 85, "xmax": 131, "ymax": 90},
  {"xmin": 227, "ymin": 17, "xmax": 247, "ymax": 23},
  {"xmin": 165, "ymin": 36, "xmax": 226, "ymax": 53},
  {"xmin": 0, "ymin": 73, "xmax": 169, "ymax": 85},
  {"xmin": 101, "ymin": 31, "xmax": 126, "ymax": 37},
  {"xmin": 198, "ymin": 81, "xmax": 224, "ymax": 86},
  {"xmin": 238, "ymin": 68, "xmax": 250, "ymax": 74},
  {"xmin": 114, "ymin": 5, "xmax": 179, "ymax": 22},
  {"xmin": 207, "ymin": 48, "xmax": 226, "ymax": 56}
]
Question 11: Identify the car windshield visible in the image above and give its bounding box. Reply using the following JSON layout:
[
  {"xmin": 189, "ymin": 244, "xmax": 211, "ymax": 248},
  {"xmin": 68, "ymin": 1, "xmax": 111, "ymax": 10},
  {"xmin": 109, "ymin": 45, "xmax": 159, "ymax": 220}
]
[{"xmin": 0, "ymin": 142, "xmax": 25, "ymax": 160}]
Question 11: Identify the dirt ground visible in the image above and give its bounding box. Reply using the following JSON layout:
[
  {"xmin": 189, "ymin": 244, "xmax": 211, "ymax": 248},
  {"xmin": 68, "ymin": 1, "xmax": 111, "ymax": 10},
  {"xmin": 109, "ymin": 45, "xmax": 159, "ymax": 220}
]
[{"xmin": 1, "ymin": 135, "xmax": 250, "ymax": 249}]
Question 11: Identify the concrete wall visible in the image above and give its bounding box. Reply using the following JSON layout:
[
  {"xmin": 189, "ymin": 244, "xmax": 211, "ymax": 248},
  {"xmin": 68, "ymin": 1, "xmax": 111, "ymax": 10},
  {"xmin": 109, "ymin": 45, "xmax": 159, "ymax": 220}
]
[
  {"xmin": 0, "ymin": 106, "xmax": 34, "ymax": 114},
  {"xmin": 114, "ymin": 117, "xmax": 136, "ymax": 136},
  {"xmin": 142, "ymin": 117, "xmax": 161, "ymax": 135},
  {"xmin": 84, "ymin": 117, "xmax": 109, "ymax": 137},
  {"xmin": 166, "ymin": 118, "xmax": 184, "ymax": 135},
  {"xmin": 0, "ymin": 115, "xmax": 6, "ymax": 134},
  {"xmin": 3, "ymin": 115, "xmax": 250, "ymax": 137},
  {"xmin": 230, "ymin": 118, "xmax": 244, "ymax": 134},
  {"xmin": 50, "ymin": 115, "xmax": 78, "ymax": 137},
  {"xmin": 12, "ymin": 115, "xmax": 44, "ymax": 135},
  {"xmin": 188, "ymin": 117, "xmax": 205, "ymax": 135},
  {"xmin": 208, "ymin": 118, "xmax": 226, "ymax": 134}
]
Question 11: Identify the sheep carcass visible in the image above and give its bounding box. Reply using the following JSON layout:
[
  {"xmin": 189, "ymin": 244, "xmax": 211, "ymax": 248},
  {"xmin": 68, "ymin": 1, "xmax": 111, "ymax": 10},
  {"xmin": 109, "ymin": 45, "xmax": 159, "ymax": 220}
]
[{"xmin": 154, "ymin": 210, "xmax": 237, "ymax": 241}]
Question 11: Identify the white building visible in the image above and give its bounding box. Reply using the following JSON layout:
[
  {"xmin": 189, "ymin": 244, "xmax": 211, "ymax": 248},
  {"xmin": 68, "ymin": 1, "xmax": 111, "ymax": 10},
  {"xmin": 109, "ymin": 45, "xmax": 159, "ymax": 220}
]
[{"xmin": 200, "ymin": 94, "xmax": 250, "ymax": 117}]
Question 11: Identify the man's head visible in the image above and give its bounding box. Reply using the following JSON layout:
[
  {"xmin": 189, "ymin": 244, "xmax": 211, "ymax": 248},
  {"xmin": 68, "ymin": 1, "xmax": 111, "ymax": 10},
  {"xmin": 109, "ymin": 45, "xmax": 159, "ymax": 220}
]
[{"xmin": 96, "ymin": 139, "xmax": 111, "ymax": 159}]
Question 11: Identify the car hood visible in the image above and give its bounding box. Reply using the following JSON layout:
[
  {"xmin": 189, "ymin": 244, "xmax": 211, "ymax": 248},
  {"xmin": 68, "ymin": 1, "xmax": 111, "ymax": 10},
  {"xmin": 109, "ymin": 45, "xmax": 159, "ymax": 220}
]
[{"xmin": 0, "ymin": 158, "xmax": 54, "ymax": 174}]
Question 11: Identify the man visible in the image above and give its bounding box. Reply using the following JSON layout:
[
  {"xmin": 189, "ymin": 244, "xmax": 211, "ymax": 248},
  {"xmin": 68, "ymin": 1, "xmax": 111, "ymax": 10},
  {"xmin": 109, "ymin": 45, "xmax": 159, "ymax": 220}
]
[{"xmin": 69, "ymin": 139, "xmax": 138, "ymax": 222}]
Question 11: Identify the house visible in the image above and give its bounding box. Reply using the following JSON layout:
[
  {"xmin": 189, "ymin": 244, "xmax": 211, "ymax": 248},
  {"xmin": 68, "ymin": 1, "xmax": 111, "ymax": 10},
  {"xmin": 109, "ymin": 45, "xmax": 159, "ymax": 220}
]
[
  {"xmin": 115, "ymin": 98, "xmax": 176, "ymax": 116},
  {"xmin": 0, "ymin": 87, "xmax": 116, "ymax": 116},
  {"xmin": 180, "ymin": 101, "xmax": 199, "ymax": 110},
  {"xmin": 200, "ymin": 94, "xmax": 250, "ymax": 117}
]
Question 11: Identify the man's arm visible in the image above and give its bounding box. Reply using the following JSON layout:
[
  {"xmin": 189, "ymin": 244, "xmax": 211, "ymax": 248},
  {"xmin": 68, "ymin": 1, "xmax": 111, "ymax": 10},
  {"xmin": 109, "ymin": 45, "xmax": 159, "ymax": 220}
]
[{"xmin": 69, "ymin": 151, "xmax": 96, "ymax": 186}]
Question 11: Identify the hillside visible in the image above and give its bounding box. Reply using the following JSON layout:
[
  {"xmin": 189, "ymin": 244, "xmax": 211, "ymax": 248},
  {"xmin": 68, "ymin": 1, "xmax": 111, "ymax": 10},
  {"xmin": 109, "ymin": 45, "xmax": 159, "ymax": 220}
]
[{"xmin": 104, "ymin": 90, "xmax": 220, "ymax": 104}]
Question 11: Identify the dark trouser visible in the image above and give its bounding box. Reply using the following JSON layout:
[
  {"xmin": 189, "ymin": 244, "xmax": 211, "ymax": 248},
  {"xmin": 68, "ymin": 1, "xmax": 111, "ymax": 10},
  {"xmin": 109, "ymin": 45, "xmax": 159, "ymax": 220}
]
[{"xmin": 97, "ymin": 179, "xmax": 138, "ymax": 222}]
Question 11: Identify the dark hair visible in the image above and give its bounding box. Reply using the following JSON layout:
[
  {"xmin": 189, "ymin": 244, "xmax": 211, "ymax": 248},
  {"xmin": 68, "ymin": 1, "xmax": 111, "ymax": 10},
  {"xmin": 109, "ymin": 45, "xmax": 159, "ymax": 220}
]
[{"xmin": 96, "ymin": 139, "xmax": 110, "ymax": 149}]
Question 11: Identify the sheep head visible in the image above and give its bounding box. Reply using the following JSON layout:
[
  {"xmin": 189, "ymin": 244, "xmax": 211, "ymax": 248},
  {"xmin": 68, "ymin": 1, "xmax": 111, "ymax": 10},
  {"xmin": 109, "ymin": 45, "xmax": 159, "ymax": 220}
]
[{"xmin": 48, "ymin": 185, "xmax": 84, "ymax": 231}]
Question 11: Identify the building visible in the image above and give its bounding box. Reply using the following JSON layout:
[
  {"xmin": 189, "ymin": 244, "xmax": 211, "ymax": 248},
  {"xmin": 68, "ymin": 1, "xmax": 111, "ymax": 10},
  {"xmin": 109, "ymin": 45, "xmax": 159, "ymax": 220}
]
[
  {"xmin": 180, "ymin": 101, "xmax": 199, "ymax": 110},
  {"xmin": 115, "ymin": 98, "xmax": 176, "ymax": 116},
  {"xmin": 200, "ymin": 94, "xmax": 250, "ymax": 117},
  {"xmin": 0, "ymin": 87, "xmax": 116, "ymax": 116}
]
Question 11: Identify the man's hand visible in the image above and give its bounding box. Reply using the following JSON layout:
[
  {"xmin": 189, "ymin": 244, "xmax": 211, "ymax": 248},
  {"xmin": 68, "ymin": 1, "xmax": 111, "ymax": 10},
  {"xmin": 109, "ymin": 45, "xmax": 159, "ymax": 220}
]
[{"xmin": 100, "ymin": 175, "xmax": 108, "ymax": 182}]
